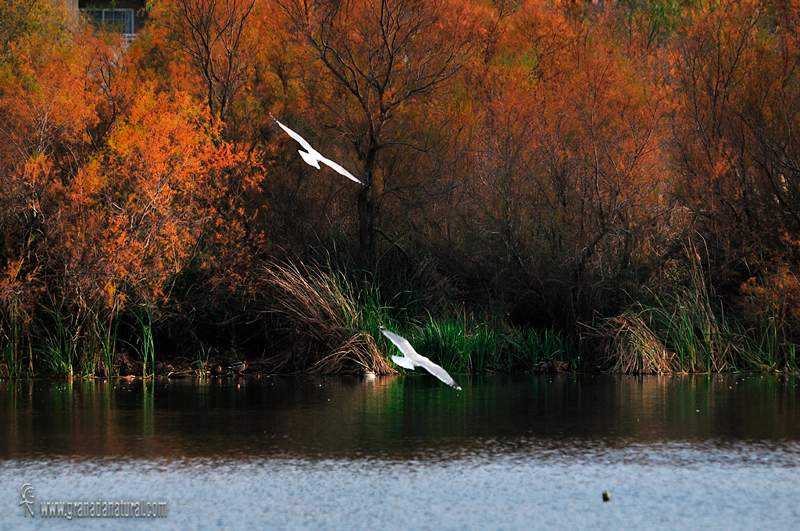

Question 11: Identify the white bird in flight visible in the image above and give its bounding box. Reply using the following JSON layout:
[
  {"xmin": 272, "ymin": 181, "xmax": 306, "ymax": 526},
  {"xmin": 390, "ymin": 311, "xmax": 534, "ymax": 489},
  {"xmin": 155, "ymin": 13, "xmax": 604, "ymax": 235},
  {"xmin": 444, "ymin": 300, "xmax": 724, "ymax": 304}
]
[
  {"xmin": 272, "ymin": 116, "xmax": 364, "ymax": 186},
  {"xmin": 380, "ymin": 326, "xmax": 462, "ymax": 391}
]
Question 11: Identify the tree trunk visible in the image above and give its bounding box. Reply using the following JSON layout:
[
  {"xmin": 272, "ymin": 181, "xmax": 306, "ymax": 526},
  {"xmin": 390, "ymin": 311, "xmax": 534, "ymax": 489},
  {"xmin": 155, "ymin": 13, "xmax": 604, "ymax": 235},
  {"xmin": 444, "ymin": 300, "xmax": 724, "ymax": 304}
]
[{"xmin": 357, "ymin": 186, "xmax": 373, "ymax": 258}]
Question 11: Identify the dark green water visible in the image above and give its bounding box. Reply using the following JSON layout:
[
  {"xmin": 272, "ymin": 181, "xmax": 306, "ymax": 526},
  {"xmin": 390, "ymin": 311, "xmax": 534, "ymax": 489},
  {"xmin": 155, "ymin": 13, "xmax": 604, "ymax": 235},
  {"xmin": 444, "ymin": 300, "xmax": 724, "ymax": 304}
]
[{"xmin": 1, "ymin": 374, "xmax": 799, "ymax": 529}]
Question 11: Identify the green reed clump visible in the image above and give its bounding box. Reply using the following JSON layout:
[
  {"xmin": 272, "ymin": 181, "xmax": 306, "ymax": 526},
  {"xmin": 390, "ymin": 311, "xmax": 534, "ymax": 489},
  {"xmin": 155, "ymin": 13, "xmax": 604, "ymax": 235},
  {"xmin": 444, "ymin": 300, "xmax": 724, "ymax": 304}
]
[
  {"xmin": 40, "ymin": 298, "xmax": 76, "ymax": 377},
  {"xmin": 590, "ymin": 292, "xmax": 741, "ymax": 374},
  {"xmin": 648, "ymin": 261, "xmax": 741, "ymax": 372},
  {"xmin": 405, "ymin": 312, "xmax": 505, "ymax": 374},
  {"xmin": 30, "ymin": 295, "xmax": 133, "ymax": 378},
  {"xmin": 89, "ymin": 309, "xmax": 121, "ymax": 378},
  {"xmin": 507, "ymin": 327, "xmax": 573, "ymax": 372},
  {"xmin": 413, "ymin": 317, "xmax": 468, "ymax": 373},
  {"xmin": 736, "ymin": 271, "xmax": 800, "ymax": 372},
  {"xmin": 467, "ymin": 322, "xmax": 503, "ymax": 373},
  {"xmin": 738, "ymin": 309, "xmax": 799, "ymax": 372},
  {"xmin": 786, "ymin": 344, "xmax": 798, "ymax": 372},
  {"xmin": 130, "ymin": 306, "xmax": 155, "ymax": 375},
  {"xmin": 1, "ymin": 298, "xmax": 23, "ymax": 377},
  {"xmin": 592, "ymin": 248, "xmax": 749, "ymax": 374}
]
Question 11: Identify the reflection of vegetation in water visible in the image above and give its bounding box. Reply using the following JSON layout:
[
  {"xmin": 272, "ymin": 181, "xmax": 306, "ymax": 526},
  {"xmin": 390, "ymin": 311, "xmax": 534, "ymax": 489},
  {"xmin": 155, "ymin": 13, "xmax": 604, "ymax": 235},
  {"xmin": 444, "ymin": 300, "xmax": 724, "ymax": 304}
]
[
  {"xmin": 140, "ymin": 379, "xmax": 155, "ymax": 445},
  {"xmin": 358, "ymin": 374, "xmax": 468, "ymax": 445},
  {"xmin": 2, "ymin": 375, "xmax": 800, "ymax": 461},
  {"xmin": 359, "ymin": 376, "xmax": 408, "ymax": 443}
]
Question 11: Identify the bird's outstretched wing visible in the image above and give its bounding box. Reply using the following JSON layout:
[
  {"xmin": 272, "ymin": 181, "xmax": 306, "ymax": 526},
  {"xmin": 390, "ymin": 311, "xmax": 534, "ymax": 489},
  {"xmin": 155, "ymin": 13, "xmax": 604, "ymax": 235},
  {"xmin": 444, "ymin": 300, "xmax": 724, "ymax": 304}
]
[
  {"xmin": 273, "ymin": 116, "xmax": 364, "ymax": 186},
  {"xmin": 273, "ymin": 117, "xmax": 316, "ymax": 153},
  {"xmin": 380, "ymin": 326, "xmax": 462, "ymax": 391},
  {"xmin": 380, "ymin": 327, "xmax": 416, "ymax": 355},
  {"xmin": 319, "ymin": 156, "xmax": 364, "ymax": 185},
  {"xmin": 414, "ymin": 356, "xmax": 462, "ymax": 390}
]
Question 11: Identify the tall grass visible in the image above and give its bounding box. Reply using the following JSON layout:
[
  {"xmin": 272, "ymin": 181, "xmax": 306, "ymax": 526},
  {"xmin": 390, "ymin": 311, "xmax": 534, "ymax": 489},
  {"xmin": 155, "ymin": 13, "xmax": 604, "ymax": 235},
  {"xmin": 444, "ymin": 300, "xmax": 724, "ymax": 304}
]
[
  {"xmin": 262, "ymin": 260, "xmax": 395, "ymax": 374},
  {"xmin": 507, "ymin": 327, "xmax": 574, "ymax": 372},
  {"xmin": 131, "ymin": 306, "xmax": 155, "ymax": 375},
  {"xmin": 399, "ymin": 310, "xmax": 505, "ymax": 374},
  {"xmin": 1, "ymin": 299, "xmax": 19, "ymax": 377},
  {"xmin": 90, "ymin": 308, "xmax": 121, "ymax": 378},
  {"xmin": 413, "ymin": 315, "xmax": 473, "ymax": 373},
  {"xmin": 411, "ymin": 312, "xmax": 575, "ymax": 374},
  {"xmin": 5, "ymin": 241, "xmax": 796, "ymax": 377},
  {"xmin": 590, "ymin": 248, "xmax": 754, "ymax": 374},
  {"xmin": 466, "ymin": 322, "xmax": 502, "ymax": 373},
  {"xmin": 1, "ymin": 297, "xmax": 29, "ymax": 378},
  {"xmin": 591, "ymin": 311, "xmax": 674, "ymax": 374},
  {"xmin": 12, "ymin": 296, "xmax": 159, "ymax": 378},
  {"xmin": 40, "ymin": 297, "xmax": 76, "ymax": 377},
  {"xmin": 649, "ymin": 264, "xmax": 739, "ymax": 372},
  {"xmin": 262, "ymin": 256, "xmax": 583, "ymax": 376},
  {"xmin": 737, "ymin": 272, "xmax": 800, "ymax": 372}
]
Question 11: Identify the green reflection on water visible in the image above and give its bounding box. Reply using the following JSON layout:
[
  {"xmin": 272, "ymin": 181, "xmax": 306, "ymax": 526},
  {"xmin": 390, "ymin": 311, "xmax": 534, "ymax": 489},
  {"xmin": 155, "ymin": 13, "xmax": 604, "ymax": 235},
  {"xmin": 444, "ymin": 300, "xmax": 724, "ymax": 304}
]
[{"xmin": 1, "ymin": 374, "xmax": 799, "ymax": 460}]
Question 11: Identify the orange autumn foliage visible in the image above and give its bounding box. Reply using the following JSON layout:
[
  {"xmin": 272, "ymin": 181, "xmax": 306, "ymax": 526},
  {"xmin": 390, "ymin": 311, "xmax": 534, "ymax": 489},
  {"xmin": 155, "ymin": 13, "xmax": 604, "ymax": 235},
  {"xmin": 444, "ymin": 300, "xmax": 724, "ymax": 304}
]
[
  {"xmin": 4, "ymin": 0, "xmax": 800, "ymax": 372},
  {"xmin": 54, "ymin": 86, "xmax": 258, "ymax": 313}
]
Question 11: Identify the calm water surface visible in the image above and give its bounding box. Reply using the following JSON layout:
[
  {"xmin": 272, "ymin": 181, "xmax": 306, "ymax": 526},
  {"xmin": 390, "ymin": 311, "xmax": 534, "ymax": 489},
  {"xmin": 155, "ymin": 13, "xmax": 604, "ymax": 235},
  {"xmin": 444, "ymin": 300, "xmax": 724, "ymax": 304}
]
[{"xmin": 1, "ymin": 373, "xmax": 799, "ymax": 529}]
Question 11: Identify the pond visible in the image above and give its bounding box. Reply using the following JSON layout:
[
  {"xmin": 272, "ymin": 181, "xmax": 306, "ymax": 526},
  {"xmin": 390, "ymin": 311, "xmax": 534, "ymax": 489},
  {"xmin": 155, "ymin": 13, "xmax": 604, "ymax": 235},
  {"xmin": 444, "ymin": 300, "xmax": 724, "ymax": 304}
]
[{"xmin": 1, "ymin": 373, "xmax": 799, "ymax": 529}]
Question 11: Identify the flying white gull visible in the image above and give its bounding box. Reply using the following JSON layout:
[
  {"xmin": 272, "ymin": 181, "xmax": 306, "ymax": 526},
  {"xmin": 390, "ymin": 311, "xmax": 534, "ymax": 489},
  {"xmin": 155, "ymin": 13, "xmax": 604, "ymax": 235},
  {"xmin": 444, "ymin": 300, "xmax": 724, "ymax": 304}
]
[
  {"xmin": 272, "ymin": 116, "xmax": 364, "ymax": 186},
  {"xmin": 380, "ymin": 326, "xmax": 462, "ymax": 391}
]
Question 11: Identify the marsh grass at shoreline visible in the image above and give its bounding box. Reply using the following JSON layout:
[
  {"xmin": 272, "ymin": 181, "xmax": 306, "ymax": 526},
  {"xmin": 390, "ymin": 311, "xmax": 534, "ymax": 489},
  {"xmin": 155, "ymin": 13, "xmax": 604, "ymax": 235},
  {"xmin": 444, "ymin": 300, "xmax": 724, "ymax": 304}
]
[{"xmin": 2, "ymin": 258, "xmax": 797, "ymax": 379}]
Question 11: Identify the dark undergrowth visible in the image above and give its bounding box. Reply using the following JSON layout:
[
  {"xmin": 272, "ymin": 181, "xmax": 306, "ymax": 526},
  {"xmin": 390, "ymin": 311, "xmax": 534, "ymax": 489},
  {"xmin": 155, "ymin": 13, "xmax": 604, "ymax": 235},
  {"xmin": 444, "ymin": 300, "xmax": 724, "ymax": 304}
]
[{"xmin": 1, "ymin": 246, "xmax": 796, "ymax": 379}]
